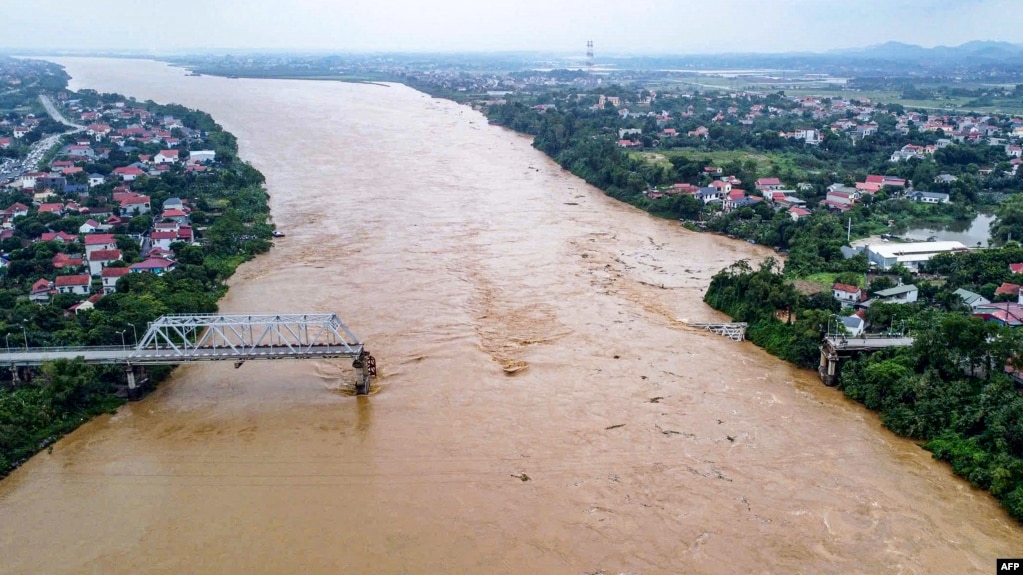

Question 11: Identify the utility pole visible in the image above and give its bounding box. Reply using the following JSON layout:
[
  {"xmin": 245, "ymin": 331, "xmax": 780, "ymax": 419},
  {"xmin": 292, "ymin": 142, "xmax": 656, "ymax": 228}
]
[{"xmin": 847, "ymin": 218, "xmax": 852, "ymax": 243}]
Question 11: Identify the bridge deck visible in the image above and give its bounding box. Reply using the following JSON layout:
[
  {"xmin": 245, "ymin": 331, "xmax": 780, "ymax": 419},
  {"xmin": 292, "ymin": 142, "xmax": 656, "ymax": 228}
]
[
  {"xmin": 824, "ymin": 336, "xmax": 915, "ymax": 351},
  {"xmin": 0, "ymin": 344, "xmax": 365, "ymax": 367}
]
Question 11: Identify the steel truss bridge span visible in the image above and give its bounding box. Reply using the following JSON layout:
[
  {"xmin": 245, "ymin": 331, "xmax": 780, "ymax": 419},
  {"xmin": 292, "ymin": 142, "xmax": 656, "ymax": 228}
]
[{"xmin": 0, "ymin": 313, "xmax": 377, "ymax": 394}]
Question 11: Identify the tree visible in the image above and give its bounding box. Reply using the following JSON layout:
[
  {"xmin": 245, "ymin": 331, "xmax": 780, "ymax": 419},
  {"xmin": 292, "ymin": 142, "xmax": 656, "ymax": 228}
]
[{"xmin": 992, "ymin": 195, "xmax": 1023, "ymax": 246}]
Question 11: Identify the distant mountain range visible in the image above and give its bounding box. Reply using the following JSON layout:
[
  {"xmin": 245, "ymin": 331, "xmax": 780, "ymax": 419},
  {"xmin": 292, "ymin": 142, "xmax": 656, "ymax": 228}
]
[{"xmin": 831, "ymin": 41, "xmax": 1023, "ymax": 62}]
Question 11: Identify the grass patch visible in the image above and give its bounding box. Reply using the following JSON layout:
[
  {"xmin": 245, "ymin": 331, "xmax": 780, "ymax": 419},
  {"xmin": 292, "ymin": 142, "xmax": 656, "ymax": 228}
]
[
  {"xmin": 800, "ymin": 272, "xmax": 865, "ymax": 289},
  {"xmin": 633, "ymin": 149, "xmax": 817, "ymax": 181}
]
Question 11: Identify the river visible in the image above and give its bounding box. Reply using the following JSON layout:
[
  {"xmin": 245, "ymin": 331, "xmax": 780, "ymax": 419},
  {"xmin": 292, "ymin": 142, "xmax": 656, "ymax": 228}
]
[{"xmin": 1, "ymin": 58, "xmax": 1020, "ymax": 574}]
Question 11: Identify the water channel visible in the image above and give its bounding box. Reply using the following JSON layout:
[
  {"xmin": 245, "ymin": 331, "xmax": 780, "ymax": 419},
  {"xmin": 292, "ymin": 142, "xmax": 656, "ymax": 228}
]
[{"xmin": 0, "ymin": 58, "xmax": 1020, "ymax": 574}]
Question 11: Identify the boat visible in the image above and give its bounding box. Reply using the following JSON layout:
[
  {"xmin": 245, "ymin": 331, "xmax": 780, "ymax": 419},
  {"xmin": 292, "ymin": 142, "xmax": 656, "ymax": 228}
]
[{"xmin": 272, "ymin": 230, "xmax": 285, "ymax": 238}]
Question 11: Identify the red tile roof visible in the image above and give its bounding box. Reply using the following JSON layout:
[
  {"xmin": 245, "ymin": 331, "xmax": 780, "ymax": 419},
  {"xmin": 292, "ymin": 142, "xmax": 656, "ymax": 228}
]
[
  {"xmin": 101, "ymin": 267, "xmax": 131, "ymax": 278},
  {"xmin": 833, "ymin": 283, "xmax": 860, "ymax": 294},
  {"xmin": 84, "ymin": 233, "xmax": 117, "ymax": 245},
  {"xmin": 55, "ymin": 274, "xmax": 90, "ymax": 287},
  {"xmin": 995, "ymin": 282, "xmax": 1022, "ymax": 296},
  {"xmin": 89, "ymin": 249, "xmax": 122, "ymax": 261}
]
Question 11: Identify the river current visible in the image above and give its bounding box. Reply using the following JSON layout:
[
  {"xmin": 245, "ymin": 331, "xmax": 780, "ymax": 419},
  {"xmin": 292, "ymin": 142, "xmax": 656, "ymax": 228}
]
[{"xmin": 1, "ymin": 58, "xmax": 1020, "ymax": 574}]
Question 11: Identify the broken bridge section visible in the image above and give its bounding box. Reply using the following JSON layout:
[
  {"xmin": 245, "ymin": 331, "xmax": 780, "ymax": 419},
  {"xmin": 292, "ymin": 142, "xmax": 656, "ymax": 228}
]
[
  {"xmin": 132, "ymin": 313, "xmax": 364, "ymax": 363},
  {"xmin": 0, "ymin": 313, "xmax": 377, "ymax": 395}
]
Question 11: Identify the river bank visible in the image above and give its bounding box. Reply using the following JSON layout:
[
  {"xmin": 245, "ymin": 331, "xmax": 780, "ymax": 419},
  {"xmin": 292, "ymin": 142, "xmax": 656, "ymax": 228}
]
[{"xmin": 0, "ymin": 69, "xmax": 274, "ymax": 478}]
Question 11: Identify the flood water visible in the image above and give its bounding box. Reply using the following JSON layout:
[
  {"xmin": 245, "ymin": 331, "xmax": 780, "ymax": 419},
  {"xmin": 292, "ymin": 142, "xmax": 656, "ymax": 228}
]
[
  {"xmin": 901, "ymin": 213, "xmax": 995, "ymax": 247},
  {"xmin": 1, "ymin": 58, "xmax": 1021, "ymax": 574}
]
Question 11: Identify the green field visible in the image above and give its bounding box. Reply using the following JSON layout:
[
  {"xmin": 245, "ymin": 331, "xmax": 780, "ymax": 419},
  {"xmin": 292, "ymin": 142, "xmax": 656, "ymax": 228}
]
[
  {"xmin": 631, "ymin": 149, "xmax": 818, "ymax": 181},
  {"xmin": 665, "ymin": 76, "xmax": 1023, "ymax": 115}
]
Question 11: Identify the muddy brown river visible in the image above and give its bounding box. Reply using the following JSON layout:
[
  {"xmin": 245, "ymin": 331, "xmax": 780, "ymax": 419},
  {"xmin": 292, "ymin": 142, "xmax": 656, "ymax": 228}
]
[{"xmin": 1, "ymin": 58, "xmax": 1020, "ymax": 574}]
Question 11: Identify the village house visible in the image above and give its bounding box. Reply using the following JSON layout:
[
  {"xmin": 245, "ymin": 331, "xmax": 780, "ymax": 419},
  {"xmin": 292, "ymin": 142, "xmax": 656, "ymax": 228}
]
[
  {"xmin": 130, "ymin": 257, "xmax": 176, "ymax": 275},
  {"xmin": 69, "ymin": 293, "xmax": 105, "ymax": 315},
  {"xmin": 101, "ymin": 267, "xmax": 132, "ymax": 294},
  {"xmin": 822, "ymin": 187, "xmax": 858, "ymax": 211},
  {"xmin": 113, "ymin": 166, "xmax": 145, "ymax": 181},
  {"xmin": 29, "ymin": 279, "xmax": 53, "ymax": 302},
  {"xmin": 38, "ymin": 202, "xmax": 64, "ymax": 216},
  {"xmin": 788, "ymin": 206, "xmax": 812, "ymax": 221},
  {"xmin": 870, "ymin": 283, "xmax": 919, "ymax": 305},
  {"xmin": 832, "ymin": 283, "xmax": 862, "ymax": 306},
  {"xmin": 755, "ymin": 177, "xmax": 784, "ymax": 192},
  {"xmin": 54, "ymin": 274, "xmax": 91, "ymax": 296},
  {"xmin": 954, "ymin": 288, "xmax": 991, "ymax": 310},
  {"xmin": 154, "ymin": 149, "xmax": 179, "ymax": 164},
  {"xmin": 150, "ymin": 230, "xmax": 178, "ymax": 251},
  {"xmin": 51, "ymin": 253, "xmax": 83, "ymax": 270},
  {"xmin": 87, "ymin": 248, "xmax": 122, "ymax": 276},
  {"xmin": 840, "ymin": 314, "xmax": 865, "ymax": 337},
  {"xmin": 116, "ymin": 192, "xmax": 151, "ymax": 216},
  {"xmin": 694, "ymin": 187, "xmax": 722, "ymax": 204},
  {"xmin": 910, "ymin": 191, "xmax": 951, "ymax": 204},
  {"xmin": 84, "ymin": 233, "xmax": 117, "ymax": 257},
  {"xmin": 79, "ymin": 219, "xmax": 101, "ymax": 234},
  {"xmin": 67, "ymin": 144, "xmax": 94, "ymax": 158},
  {"xmin": 7, "ymin": 203, "xmax": 29, "ymax": 219},
  {"xmin": 39, "ymin": 231, "xmax": 78, "ymax": 243}
]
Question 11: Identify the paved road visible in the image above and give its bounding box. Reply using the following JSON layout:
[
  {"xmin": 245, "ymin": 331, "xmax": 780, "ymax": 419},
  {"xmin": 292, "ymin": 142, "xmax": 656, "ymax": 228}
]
[
  {"xmin": 0, "ymin": 95, "xmax": 86, "ymax": 184},
  {"xmin": 39, "ymin": 94, "xmax": 85, "ymax": 130}
]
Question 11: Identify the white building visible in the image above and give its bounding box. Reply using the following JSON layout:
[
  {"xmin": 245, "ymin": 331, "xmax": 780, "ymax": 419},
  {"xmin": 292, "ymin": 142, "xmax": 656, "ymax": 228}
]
[
  {"xmin": 865, "ymin": 241, "xmax": 969, "ymax": 271},
  {"xmin": 189, "ymin": 150, "xmax": 216, "ymax": 163}
]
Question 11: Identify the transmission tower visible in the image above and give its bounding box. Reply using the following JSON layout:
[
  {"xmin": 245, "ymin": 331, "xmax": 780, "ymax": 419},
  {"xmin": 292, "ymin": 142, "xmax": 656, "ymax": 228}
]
[{"xmin": 586, "ymin": 41, "xmax": 594, "ymax": 68}]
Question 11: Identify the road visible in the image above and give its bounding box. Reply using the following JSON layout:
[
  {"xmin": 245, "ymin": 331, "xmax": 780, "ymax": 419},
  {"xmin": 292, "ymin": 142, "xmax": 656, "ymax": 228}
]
[
  {"xmin": 38, "ymin": 94, "xmax": 85, "ymax": 130},
  {"xmin": 0, "ymin": 95, "xmax": 85, "ymax": 184}
]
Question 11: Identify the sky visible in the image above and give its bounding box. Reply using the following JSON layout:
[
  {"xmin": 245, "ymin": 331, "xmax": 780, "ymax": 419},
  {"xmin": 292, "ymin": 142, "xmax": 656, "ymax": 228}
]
[{"xmin": 2, "ymin": 0, "xmax": 1020, "ymax": 55}]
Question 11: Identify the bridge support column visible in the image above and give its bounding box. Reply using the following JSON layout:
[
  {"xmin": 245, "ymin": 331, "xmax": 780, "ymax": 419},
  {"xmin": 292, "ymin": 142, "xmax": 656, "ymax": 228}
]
[
  {"xmin": 819, "ymin": 348, "xmax": 839, "ymax": 387},
  {"xmin": 124, "ymin": 366, "xmax": 149, "ymax": 400},
  {"xmin": 352, "ymin": 351, "xmax": 376, "ymax": 395}
]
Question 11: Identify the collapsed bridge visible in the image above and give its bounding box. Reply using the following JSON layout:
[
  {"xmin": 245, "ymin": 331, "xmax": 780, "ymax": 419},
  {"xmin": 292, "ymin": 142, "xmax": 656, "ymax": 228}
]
[{"xmin": 0, "ymin": 313, "xmax": 377, "ymax": 395}]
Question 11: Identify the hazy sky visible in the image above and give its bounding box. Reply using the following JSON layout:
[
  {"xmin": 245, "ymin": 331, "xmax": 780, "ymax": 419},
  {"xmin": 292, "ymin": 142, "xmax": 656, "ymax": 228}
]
[{"xmin": 3, "ymin": 0, "xmax": 1019, "ymax": 55}]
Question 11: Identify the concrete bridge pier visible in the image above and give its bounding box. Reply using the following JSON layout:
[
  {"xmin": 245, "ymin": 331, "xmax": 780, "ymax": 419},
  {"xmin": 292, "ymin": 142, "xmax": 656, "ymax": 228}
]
[
  {"xmin": 819, "ymin": 348, "xmax": 839, "ymax": 387},
  {"xmin": 124, "ymin": 365, "xmax": 150, "ymax": 400},
  {"xmin": 10, "ymin": 366, "xmax": 33, "ymax": 385}
]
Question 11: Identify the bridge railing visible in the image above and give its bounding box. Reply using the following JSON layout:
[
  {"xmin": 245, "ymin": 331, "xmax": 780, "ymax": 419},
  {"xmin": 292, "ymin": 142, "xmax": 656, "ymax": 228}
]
[{"xmin": 0, "ymin": 345, "xmax": 128, "ymax": 355}]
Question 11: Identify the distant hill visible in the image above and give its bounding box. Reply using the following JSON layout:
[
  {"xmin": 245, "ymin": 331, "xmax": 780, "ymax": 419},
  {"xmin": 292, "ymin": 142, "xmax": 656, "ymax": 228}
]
[{"xmin": 831, "ymin": 41, "xmax": 1023, "ymax": 62}]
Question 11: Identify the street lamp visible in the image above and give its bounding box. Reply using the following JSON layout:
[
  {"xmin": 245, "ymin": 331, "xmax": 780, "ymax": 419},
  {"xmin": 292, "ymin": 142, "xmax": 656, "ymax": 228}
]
[
  {"xmin": 117, "ymin": 330, "xmax": 126, "ymax": 350},
  {"xmin": 130, "ymin": 324, "xmax": 138, "ymax": 346},
  {"xmin": 4, "ymin": 333, "xmax": 10, "ymax": 352},
  {"xmin": 21, "ymin": 326, "xmax": 27, "ymax": 350}
]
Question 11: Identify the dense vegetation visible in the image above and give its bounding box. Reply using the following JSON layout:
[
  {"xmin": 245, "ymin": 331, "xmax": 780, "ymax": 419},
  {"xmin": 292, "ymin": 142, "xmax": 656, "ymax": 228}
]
[
  {"xmin": 705, "ymin": 243, "xmax": 1023, "ymax": 522},
  {"xmin": 1, "ymin": 79, "xmax": 273, "ymax": 477}
]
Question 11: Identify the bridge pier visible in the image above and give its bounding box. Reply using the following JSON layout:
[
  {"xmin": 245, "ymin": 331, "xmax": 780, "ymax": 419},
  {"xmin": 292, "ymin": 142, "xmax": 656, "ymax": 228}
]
[
  {"xmin": 352, "ymin": 351, "xmax": 377, "ymax": 395},
  {"xmin": 9, "ymin": 366, "xmax": 33, "ymax": 385},
  {"xmin": 124, "ymin": 365, "xmax": 150, "ymax": 400},
  {"xmin": 819, "ymin": 348, "xmax": 839, "ymax": 387}
]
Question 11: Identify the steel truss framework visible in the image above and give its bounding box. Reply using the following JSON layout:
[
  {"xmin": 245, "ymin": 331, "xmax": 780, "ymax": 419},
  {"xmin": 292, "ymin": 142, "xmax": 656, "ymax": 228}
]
[{"xmin": 130, "ymin": 313, "xmax": 364, "ymax": 364}]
